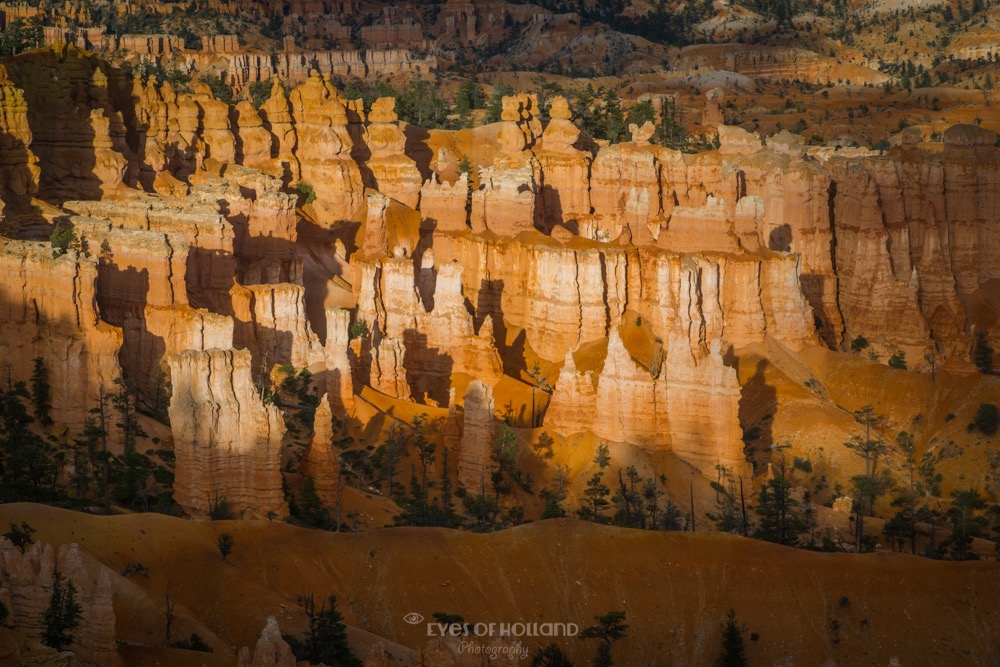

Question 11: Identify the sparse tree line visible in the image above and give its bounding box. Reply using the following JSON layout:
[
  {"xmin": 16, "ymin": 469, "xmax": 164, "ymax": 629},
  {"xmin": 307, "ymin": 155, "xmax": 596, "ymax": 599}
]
[
  {"xmin": 729, "ymin": 403, "xmax": 1000, "ymax": 560},
  {"xmin": 0, "ymin": 358, "xmax": 173, "ymax": 513}
]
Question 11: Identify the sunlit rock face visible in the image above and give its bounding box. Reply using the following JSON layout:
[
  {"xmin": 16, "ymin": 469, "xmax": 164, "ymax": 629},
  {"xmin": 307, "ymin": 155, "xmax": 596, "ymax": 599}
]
[{"xmin": 0, "ymin": 47, "xmax": 996, "ymax": 505}]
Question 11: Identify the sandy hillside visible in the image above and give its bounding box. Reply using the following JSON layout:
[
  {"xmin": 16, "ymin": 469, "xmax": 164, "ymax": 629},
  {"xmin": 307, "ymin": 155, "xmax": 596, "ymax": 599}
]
[{"xmin": 2, "ymin": 504, "xmax": 998, "ymax": 666}]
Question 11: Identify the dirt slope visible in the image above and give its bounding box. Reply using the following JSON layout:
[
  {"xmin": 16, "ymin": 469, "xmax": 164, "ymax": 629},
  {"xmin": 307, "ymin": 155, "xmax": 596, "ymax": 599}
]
[{"xmin": 2, "ymin": 504, "xmax": 998, "ymax": 666}]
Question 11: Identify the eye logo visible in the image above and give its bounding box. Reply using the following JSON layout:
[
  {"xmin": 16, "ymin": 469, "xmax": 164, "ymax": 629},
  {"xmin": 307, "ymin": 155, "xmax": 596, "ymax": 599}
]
[{"xmin": 403, "ymin": 613, "xmax": 424, "ymax": 625}]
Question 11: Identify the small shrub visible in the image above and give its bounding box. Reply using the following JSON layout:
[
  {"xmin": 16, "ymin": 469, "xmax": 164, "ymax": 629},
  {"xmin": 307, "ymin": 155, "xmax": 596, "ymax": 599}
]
[
  {"xmin": 349, "ymin": 318, "xmax": 370, "ymax": 340},
  {"xmin": 296, "ymin": 181, "xmax": 317, "ymax": 205},
  {"xmin": 248, "ymin": 80, "xmax": 273, "ymax": 109},
  {"xmin": 217, "ymin": 532, "xmax": 234, "ymax": 562},
  {"xmin": 850, "ymin": 335, "xmax": 869, "ymax": 353},
  {"xmin": 888, "ymin": 351, "xmax": 907, "ymax": 369},
  {"xmin": 209, "ymin": 497, "xmax": 232, "ymax": 520},
  {"xmin": 201, "ymin": 74, "xmax": 234, "ymax": 105},
  {"xmin": 972, "ymin": 403, "xmax": 999, "ymax": 436},
  {"xmin": 49, "ymin": 221, "xmax": 77, "ymax": 255},
  {"xmin": 793, "ymin": 457, "xmax": 813, "ymax": 473},
  {"xmin": 170, "ymin": 633, "xmax": 213, "ymax": 652}
]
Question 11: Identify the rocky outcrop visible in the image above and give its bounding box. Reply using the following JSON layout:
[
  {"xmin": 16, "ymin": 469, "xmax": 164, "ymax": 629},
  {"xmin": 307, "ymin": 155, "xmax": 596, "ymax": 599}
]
[
  {"xmin": 420, "ymin": 172, "xmax": 469, "ymax": 232},
  {"xmin": 65, "ymin": 195, "xmax": 237, "ymax": 313},
  {"xmin": 71, "ymin": 217, "xmax": 232, "ymax": 398},
  {"xmin": 470, "ymin": 164, "xmax": 537, "ymax": 236},
  {"xmin": 289, "ymin": 73, "xmax": 364, "ymax": 224},
  {"xmin": 0, "ymin": 65, "xmax": 39, "ymax": 196},
  {"xmin": 0, "ymin": 240, "xmax": 122, "ymax": 436},
  {"xmin": 458, "ymin": 379, "xmax": 494, "ymax": 491},
  {"xmin": 365, "ymin": 97, "xmax": 422, "ymax": 209},
  {"xmin": 168, "ymin": 348, "xmax": 288, "ymax": 519},
  {"xmin": 534, "ymin": 96, "xmax": 591, "ymax": 227},
  {"xmin": 231, "ymin": 282, "xmax": 323, "ymax": 369},
  {"xmin": 237, "ymin": 617, "xmax": 296, "ymax": 667},
  {"xmin": 324, "ymin": 307, "xmax": 356, "ymax": 412},
  {"xmin": 299, "ymin": 394, "xmax": 341, "ymax": 508},
  {"xmin": 370, "ymin": 333, "xmax": 410, "ymax": 400},
  {"xmin": 4, "ymin": 48, "xmax": 126, "ymax": 200},
  {"xmin": 0, "ymin": 540, "xmax": 119, "ymax": 667}
]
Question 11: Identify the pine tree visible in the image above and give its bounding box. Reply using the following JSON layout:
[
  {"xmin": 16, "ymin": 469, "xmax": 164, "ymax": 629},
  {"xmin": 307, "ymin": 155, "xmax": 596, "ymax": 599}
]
[
  {"xmin": 708, "ymin": 465, "xmax": 742, "ymax": 534},
  {"xmin": 437, "ymin": 447, "xmax": 459, "ymax": 528},
  {"xmin": 943, "ymin": 489, "xmax": 987, "ymax": 560},
  {"xmin": 540, "ymin": 465, "xmax": 570, "ymax": 519},
  {"xmin": 2, "ymin": 521, "xmax": 35, "ymax": 553},
  {"xmin": 287, "ymin": 594, "xmax": 362, "ymax": 667},
  {"xmin": 217, "ymin": 532, "xmax": 234, "ymax": 562},
  {"xmin": 577, "ymin": 443, "xmax": 611, "ymax": 523},
  {"xmin": 754, "ymin": 450, "xmax": 809, "ymax": 546},
  {"xmin": 717, "ymin": 609, "xmax": 748, "ymax": 667},
  {"xmin": 844, "ymin": 407, "xmax": 891, "ymax": 552},
  {"xmin": 974, "ymin": 331, "xmax": 994, "ymax": 374},
  {"xmin": 579, "ymin": 610, "xmax": 628, "ymax": 667},
  {"xmin": 29, "ymin": 357, "xmax": 52, "ymax": 426},
  {"xmin": 412, "ymin": 414, "xmax": 436, "ymax": 518},
  {"xmin": 43, "ymin": 571, "xmax": 82, "ymax": 651},
  {"xmin": 490, "ymin": 424, "xmax": 520, "ymax": 498}
]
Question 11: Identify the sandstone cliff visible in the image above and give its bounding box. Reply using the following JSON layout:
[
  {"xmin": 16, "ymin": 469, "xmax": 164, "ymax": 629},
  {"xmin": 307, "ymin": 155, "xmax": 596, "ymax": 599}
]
[{"xmin": 167, "ymin": 349, "xmax": 288, "ymax": 519}]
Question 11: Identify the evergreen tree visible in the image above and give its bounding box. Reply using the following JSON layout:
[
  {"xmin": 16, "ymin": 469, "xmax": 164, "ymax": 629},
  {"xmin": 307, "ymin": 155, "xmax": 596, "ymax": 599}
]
[
  {"xmin": 436, "ymin": 447, "xmax": 460, "ymax": 528},
  {"xmin": 296, "ymin": 477, "xmax": 331, "ymax": 529},
  {"xmin": 611, "ymin": 465, "xmax": 643, "ymax": 527},
  {"xmin": 601, "ymin": 88, "xmax": 628, "ymax": 143},
  {"xmin": 943, "ymin": 489, "xmax": 987, "ymax": 560},
  {"xmin": 708, "ymin": 465, "xmax": 742, "ymax": 534},
  {"xmin": 372, "ymin": 423, "xmax": 407, "ymax": 498},
  {"xmin": 0, "ymin": 382, "xmax": 57, "ymax": 503},
  {"xmin": 29, "ymin": 357, "xmax": 52, "ymax": 426},
  {"xmin": 974, "ymin": 331, "xmax": 994, "ymax": 374},
  {"xmin": 641, "ymin": 475, "xmax": 667, "ymax": 529},
  {"xmin": 577, "ymin": 443, "xmax": 612, "ymax": 523},
  {"xmin": 110, "ymin": 377, "xmax": 146, "ymax": 456},
  {"xmin": 579, "ymin": 610, "xmax": 628, "ymax": 667},
  {"xmin": 717, "ymin": 609, "xmax": 748, "ymax": 667},
  {"xmin": 42, "ymin": 571, "xmax": 82, "ymax": 651},
  {"xmin": 412, "ymin": 414, "xmax": 435, "ymax": 515},
  {"xmin": 217, "ymin": 532, "xmax": 234, "ymax": 562},
  {"xmin": 454, "ymin": 80, "xmax": 486, "ymax": 114},
  {"xmin": 485, "ymin": 82, "xmax": 514, "ymax": 123},
  {"xmin": 844, "ymin": 406, "xmax": 891, "ymax": 552},
  {"xmin": 2, "ymin": 521, "xmax": 35, "ymax": 553},
  {"xmin": 754, "ymin": 449, "xmax": 809, "ymax": 546},
  {"xmin": 463, "ymin": 491, "xmax": 500, "ymax": 532},
  {"xmin": 490, "ymin": 424, "xmax": 520, "ymax": 498},
  {"xmin": 286, "ymin": 594, "xmax": 362, "ymax": 667},
  {"xmin": 540, "ymin": 465, "xmax": 570, "ymax": 519}
]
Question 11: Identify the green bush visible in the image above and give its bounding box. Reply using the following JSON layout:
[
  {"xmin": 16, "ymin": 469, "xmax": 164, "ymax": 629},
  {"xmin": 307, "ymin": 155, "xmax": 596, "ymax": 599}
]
[
  {"xmin": 248, "ymin": 80, "xmax": 273, "ymax": 109},
  {"xmin": 349, "ymin": 319, "xmax": 370, "ymax": 340},
  {"xmin": 888, "ymin": 351, "xmax": 907, "ymax": 369},
  {"xmin": 201, "ymin": 74, "xmax": 234, "ymax": 105},
  {"xmin": 296, "ymin": 182, "xmax": 317, "ymax": 205},
  {"xmin": 49, "ymin": 221, "xmax": 77, "ymax": 255}
]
